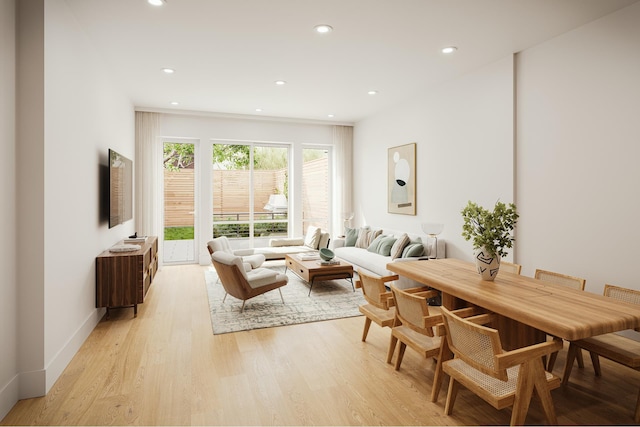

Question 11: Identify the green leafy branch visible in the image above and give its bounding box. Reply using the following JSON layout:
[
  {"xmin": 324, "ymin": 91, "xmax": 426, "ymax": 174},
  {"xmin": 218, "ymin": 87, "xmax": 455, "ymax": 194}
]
[{"xmin": 461, "ymin": 200, "xmax": 519, "ymax": 258}]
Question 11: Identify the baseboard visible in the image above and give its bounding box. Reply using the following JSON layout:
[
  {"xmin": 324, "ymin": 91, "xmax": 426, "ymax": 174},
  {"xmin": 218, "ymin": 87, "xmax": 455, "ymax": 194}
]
[
  {"xmin": 44, "ymin": 308, "xmax": 104, "ymax": 394},
  {"xmin": 0, "ymin": 374, "xmax": 19, "ymax": 421}
]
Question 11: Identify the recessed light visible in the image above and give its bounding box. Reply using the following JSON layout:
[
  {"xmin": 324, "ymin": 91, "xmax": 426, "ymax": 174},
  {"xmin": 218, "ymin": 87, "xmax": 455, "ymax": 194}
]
[
  {"xmin": 314, "ymin": 24, "xmax": 333, "ymax": 34},
  {"xmin": 170, "ymin": 101, "xmax": 179, "ymax": 105},
  {"xmin": 367, "ymin": 90, "xmax": 378, "ymax": 95},
  {"xmin": 147, "ymin": 0, "xmax": 166, "ymax": 6},
  {"xmin": 327, "ymin": 114, "xmax": 335, "ymax": 118},
  {"xmin": 274, "ymin": 80, "xmax": 287, "ymax": 85},
  {"xmin": 255, "ymin": 108, "xmax": 263, "ymax": 112},
  {"xmin": 442, "ymin": 46, "xmax": 457, "ymax": 54},
  {"xmin": 162, "ymin": 68, "xmax": 175, "ymax": 74}
]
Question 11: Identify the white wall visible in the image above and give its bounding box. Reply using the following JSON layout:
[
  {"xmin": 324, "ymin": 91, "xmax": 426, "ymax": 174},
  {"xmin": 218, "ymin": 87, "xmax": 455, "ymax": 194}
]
[
  {"xmin": 516, "ymin": 2, "xmax": 640, "ymax": 293},
  {"xmin": 0, "ymin": 0, "xmax": 18, "ymax": 420},
  {"xmin": 42, "ymin": 0, "xmax": 135, "ymax": 389},
  {"xmin": 4, "ymin": 0, "xmax": 135, "ymax": 413},
  {"xmin": 353, "ymin": 56, "xmax": 515, "ymax": 261},
  {"xmin": 158, "ymin": 112, "xmax": 335, "ymax": 265}
]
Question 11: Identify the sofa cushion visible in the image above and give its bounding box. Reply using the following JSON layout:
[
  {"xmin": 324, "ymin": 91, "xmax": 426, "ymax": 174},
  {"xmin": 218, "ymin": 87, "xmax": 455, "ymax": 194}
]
[
  {"xmin": 376, "ymin": 236, "xmax": 397, "ymax": 257},
  {"xmin": 390, "ymin": 233, "xmax": 410, "ymax": 259},
  {"xmin": 354, "ymin": 227, "xmax": 370, "ymax": 249},
  {"xmin": 345, "ymin": 227, "xmax": 359, "ymax": 246},
  {"xmin": 402, "ymin": 243, "xmax": 425, "ymax": 258},
  {"xmin": 304, "ymin": 226, "xmax": 322, "ymax": 249},
  {"xmin": 367, "ymin": 234, "xmax": 387, "ymax": 253}
]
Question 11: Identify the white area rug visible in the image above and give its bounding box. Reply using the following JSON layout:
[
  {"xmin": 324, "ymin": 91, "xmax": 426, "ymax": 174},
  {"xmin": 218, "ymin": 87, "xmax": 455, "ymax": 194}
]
[{"xmin": 205, "ymin": 267, "xmax": 365, "ymax": 335}]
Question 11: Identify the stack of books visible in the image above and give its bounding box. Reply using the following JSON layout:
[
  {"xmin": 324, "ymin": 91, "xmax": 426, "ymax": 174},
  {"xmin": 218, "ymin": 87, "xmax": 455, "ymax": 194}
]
[
  {"xmin": 298, "ymin": 252, "xmax": 320, "ymax": 261},
  {"xmin": 318, "ymin": 260, "xmax": 340, "ymax": 266}
]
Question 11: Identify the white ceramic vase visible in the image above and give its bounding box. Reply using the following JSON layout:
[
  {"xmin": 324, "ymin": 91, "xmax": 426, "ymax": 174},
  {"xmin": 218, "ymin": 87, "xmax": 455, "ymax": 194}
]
[{"xmin": 474, "ymin": 247, "xmax": 500, "ymax": 281}]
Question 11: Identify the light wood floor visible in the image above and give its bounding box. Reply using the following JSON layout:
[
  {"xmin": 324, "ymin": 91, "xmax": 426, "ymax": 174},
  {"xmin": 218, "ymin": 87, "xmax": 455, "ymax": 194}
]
[{"xmin": 2, "ymin": 264, "xmax": 640, "ymax": 425}]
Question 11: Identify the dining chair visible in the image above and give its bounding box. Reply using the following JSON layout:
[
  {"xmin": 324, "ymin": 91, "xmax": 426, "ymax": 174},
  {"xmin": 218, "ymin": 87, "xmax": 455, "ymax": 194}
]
[
  {"xmin": 355, "ymin": 270, "xmax": 397, "ymax": 342},
  {"xmin": 440, "ymin": 306, "xmax": 563, "ymax": 426},
  {"xmin": 534, "ymin": 268, "xmax": 587, "ymax": 371},
  {"xmin": 562, "ymin": 284, "xmax": 640, "ymax": 423},
  {"xmin": 387, "ymin": 284, "xmax": 442, "ymax": 370},
  {"xmin": 500, "ymin": 261, "xmax": 522, "ymax": 275}
]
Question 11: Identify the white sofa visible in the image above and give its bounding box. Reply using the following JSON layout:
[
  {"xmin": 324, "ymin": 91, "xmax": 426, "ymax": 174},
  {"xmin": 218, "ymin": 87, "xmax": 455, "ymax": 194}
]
[{"xmin": 332, "ymin": 227, "xmax": 445, "ymax": 289}]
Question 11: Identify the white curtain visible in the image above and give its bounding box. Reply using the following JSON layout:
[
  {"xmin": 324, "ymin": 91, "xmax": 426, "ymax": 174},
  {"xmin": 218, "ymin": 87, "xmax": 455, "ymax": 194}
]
[
  {"xmin": 333, "ymin": 125, "xmax": 354, "ymax": 235},
  {"xmin": 135, "ymin": 111, "xmax": 160, "ymax": 237}
]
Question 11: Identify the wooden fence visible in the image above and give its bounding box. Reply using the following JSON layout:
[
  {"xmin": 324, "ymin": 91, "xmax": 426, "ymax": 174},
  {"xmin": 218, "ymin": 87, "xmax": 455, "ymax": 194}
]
[{"xmin": 164, "ymin": 157, "xmax": 328, "ymax": 228}]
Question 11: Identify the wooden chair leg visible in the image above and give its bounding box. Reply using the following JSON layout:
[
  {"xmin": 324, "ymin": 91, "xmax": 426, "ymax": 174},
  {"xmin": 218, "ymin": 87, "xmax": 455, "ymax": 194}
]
[
  {"xmin": 547, "ymin": 351, "xmax": 558, "ymax": 372},
  {"xmin": 511, "ymin": 360, "xmax": 537, "ymax": 426},
  {"xmin": 394, "ymin": 342, "xmax": 407, "ymax": 371},
  {"xmin": 589, "ymin": 350, "xmax": 602, "ymax": 376},
  {"xmin": 444, "ymin": 378, "xmax": 459, "ymax": 415},
  {"xmin": 387, "ymin": 334, "xmax": 398, "ymax": 364},
  {"xmin": 562, "ymin": 342, "xmax": 579, "ymax": 385},
  {"xmin": 635, "ymin": 388, "xmax": 640, "ymax": 424},
  {"xmin": 362, "ymin": 317, "xmax": 372, "ymax": 342},
  {"xmin": 431, "ymin": 339, "xmax": 451, "ymax": 403},
  {"xmin": 532, "ymin": 358, "xmax": 558, "ymax": 425},
  {"xmin": 576, "ymin": 348, "xmax": 585, "ymax": 369}
]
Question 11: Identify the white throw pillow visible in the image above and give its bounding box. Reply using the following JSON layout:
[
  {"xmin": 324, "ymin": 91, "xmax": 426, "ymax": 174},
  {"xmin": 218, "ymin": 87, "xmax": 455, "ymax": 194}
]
[
  {"xmin": 390, "ymin": 233, "xmax": 411, "ymax": 259},
  {"xmin": 303, "ymin": 226, "xmax": 322, "ymax": 249}
]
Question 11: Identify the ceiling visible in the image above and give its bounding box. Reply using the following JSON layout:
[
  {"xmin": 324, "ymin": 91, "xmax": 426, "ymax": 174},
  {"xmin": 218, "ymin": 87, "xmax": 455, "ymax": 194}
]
[{"xmin": 65, "ymin": 0, "xmax": 638, "ymax": 124}]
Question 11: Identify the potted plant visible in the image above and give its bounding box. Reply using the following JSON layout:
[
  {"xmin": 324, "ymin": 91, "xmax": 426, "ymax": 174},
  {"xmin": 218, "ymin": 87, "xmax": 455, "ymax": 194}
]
[{"xmin": 461, "ymin": 200, "xmax": 519, "ymax": 280}]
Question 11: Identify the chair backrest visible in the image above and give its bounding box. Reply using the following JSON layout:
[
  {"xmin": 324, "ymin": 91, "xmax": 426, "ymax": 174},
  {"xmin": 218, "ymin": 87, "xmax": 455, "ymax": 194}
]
[
  {"xmin": 534, "ymin": 269, "xmax": 586, "ymax": 290},
  {"xmin": 207, "ymin": 237, "xmax": 233, "ymax": 256},
  {"xmin": 390, "ymin": 285, "xmax": 436, "ymax": 337},
  {"xmin": 440, "ymin": 306, "xmax": 507, "ymax": 381},
  {"xmin": 210, "ymin": 251, "xmax": 251, "ymax": 300},
  {"xmin": 358, "ymin": 270, "xmax": 392, "ymax": 310},
  {"xmin": 500, "ymin": 261, "xmax": 522, "ymax": 275},
  {"xmin": 604, "ymin": 284, "xmax": 640, "ymax": 305}
]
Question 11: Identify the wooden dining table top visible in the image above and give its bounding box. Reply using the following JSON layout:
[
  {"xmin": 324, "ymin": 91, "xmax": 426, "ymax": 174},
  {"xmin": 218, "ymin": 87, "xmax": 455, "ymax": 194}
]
[{"xmin": 387, "ymin": 258, "xmax": 640, "ymax": 341}]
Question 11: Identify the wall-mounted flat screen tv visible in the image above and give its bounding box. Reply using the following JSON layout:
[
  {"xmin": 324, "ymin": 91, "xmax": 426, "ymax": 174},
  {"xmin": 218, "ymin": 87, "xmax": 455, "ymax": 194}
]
[{"xmin": 109, "ymin": 148, "xmax": 133, "ymax": 228}]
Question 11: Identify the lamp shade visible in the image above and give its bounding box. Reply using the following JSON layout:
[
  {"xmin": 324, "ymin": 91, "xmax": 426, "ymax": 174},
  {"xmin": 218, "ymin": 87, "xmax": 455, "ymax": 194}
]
[{"xmin": 421, "ymin": 222, "xmax": 444, "ymax": 237}]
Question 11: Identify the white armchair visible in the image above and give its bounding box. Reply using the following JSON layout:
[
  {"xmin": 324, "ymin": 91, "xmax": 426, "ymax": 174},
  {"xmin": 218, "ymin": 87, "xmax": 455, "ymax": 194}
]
[{"xmin": 207, "ymin": 236, "xmax": 265, "ymax": 269}]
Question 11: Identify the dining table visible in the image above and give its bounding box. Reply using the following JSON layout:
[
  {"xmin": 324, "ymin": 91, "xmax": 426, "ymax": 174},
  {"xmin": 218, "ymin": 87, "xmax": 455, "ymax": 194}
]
[
  {"xmin": 387, "ymin": 258, "xmax": 640, "ymax": 425},
  {"xmin": 388, "ymin": 258, "xmax": 640, "ymax": 348}
]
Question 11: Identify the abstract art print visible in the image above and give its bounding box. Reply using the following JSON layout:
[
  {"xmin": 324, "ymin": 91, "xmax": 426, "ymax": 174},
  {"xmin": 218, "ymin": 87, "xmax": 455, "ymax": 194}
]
[{"xmin": 388, "ymin": 142, "xmax": 416, "ymax": 215}]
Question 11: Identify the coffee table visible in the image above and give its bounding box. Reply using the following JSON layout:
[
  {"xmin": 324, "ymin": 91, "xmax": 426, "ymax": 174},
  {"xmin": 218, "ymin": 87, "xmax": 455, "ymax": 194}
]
[{"xmin": 284, "ymin": 254, "xmax": 355, "ymax": 296}]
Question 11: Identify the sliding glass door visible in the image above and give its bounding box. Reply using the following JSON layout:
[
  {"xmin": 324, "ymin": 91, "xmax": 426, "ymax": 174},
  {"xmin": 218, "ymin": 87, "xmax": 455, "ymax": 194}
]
[
  {"xmin": 212, "ymin": 142, "xmax": 289, "ymax": 245},
  {"xmin": 162, "ymin": 141, "xmax": 196, "ymax": 264}
]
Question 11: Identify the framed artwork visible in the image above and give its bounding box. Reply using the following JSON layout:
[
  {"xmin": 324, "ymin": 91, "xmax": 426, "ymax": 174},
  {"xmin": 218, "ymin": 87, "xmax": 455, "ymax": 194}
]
[{"xmin": 388, "ymin": 142, "xmax": 416, "ymax": 215}]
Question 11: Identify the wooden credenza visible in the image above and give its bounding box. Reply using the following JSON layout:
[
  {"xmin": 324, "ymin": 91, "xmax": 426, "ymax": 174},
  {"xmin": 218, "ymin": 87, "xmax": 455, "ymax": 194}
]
[{"xmin": 96, "ymin": 236, "xmax": 158, "ymax": 318}]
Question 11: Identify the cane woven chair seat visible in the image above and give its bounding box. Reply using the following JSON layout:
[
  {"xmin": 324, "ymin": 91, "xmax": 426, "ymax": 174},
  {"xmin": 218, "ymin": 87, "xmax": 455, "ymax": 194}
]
[
  {"xmin": 441, "ymin": 306, "xmax": 562, "ymax": 425},
  {"xmin": 355, "ymin": 270, "xmax": 398, "ymax": 342},
  {"xmin": 387, "ymin": 284, "xmax": 442, "ymax": 371}
]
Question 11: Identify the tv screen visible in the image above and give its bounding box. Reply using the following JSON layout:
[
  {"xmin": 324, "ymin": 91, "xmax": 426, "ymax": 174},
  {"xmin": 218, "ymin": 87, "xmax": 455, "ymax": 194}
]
[{"xmin": 109, "ymin": 149, "xmax": 133, "ymax": 228}]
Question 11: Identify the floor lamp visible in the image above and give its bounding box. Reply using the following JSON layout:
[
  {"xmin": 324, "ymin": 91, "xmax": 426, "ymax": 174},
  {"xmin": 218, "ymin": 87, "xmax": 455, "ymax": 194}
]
[{"xmin": 421, "ymin": 222, "xmax": 444, "ymax": 259}]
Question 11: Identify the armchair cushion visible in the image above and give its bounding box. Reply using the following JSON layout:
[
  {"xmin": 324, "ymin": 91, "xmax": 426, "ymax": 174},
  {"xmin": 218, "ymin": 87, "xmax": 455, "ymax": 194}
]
[
  {"xmin": 304, "ymin": 226, "xmax": 322, "ymax": 249},
  {"xmin": 269, "ymin": 237, "xmax": 305, "ymax": 247}
]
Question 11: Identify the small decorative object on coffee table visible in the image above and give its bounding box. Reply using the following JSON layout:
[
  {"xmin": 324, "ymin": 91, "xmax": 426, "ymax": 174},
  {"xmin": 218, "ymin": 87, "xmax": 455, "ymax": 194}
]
[{"xmin": 285, "ymin": 253, "xmax": 354, "ymax": 296}]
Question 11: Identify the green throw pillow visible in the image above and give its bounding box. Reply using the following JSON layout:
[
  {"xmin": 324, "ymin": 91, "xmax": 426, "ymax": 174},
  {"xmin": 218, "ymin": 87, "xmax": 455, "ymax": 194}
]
[
  {"xmin": 401, "ymin": 243, "xmax": 425, "ymax": 258},
  {"xmin": 376, "ymin": 236, "xmax": 397, "ymax": 257},
  {"xmin": 367, "ymin": 234, "xmax": 387, "ymax": 253},
  {"xmin": 345, "ymin": 227, "xmax": 358, "ymax": 246}
]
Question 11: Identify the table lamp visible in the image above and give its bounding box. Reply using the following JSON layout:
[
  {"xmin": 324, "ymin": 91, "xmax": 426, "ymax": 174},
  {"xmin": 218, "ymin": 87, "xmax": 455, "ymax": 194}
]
[{"xmin": 421, "ymin": 222, "xmax": 444, "ymax": 259}]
